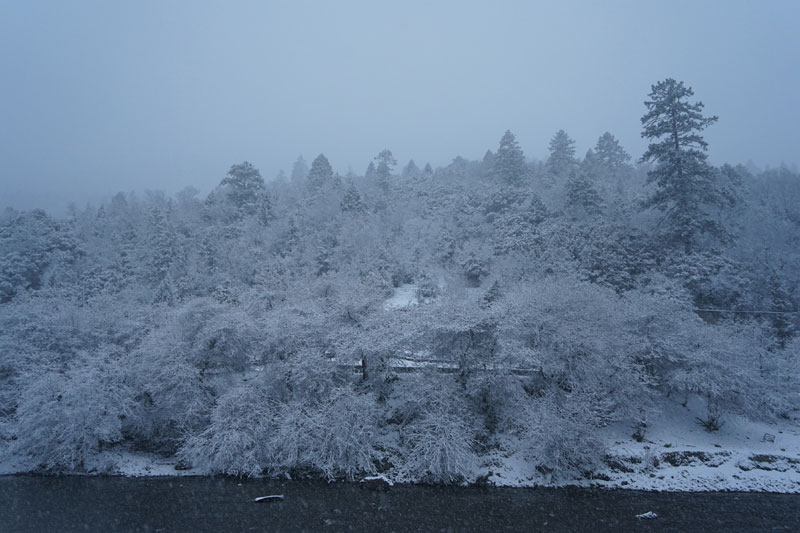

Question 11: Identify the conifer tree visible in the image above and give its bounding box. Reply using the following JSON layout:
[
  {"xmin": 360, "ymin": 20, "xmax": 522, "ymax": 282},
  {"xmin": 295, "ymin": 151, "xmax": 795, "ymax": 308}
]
[
  {"xmin": 494, "ymin": 130, "xmax": 526, "ymax": 186},
  {"xmin": 580, "ymin": 149, "xmax": 599, "ymax": 178},
  {"xmin": 594, "ymin": 132, "xmax": 631, "ymax": 175},
  {"xmin": 220, "ymin": 162, "xmax": 267, "ymax": 218},
  {"xmin": 291, "ymin": 156, "xmax": 308, "ymax": 184},
  {"xmin": 640, "ymin": 78, "xmax": 733, "ymax": 253},
  {"xmin": 145, "ymin": 205, "xmax": 177, "ymax": 286},
  {"xmin": 307, "ymin": 154, "xmax": 334, "ymax": 192},
  {"xmin": 365, "ymin": 161, "xmax": 377, "ymax": 180},
  {"xmin": 565, "ymin": 170, "xmax": 603, "ymax": 216},
  {"xmin": 402, "ymin": 160, "xmax": 421, "ymax": 179},
  {"xmin": 374, "ymin": 149, "xmax": 397, "ymax": 192},
  {"xmin": 768, "ymin": 271, "xmax": 797, "ymax": 349},
  {"xmin": 546, "ymin": 130, "xmax": 577, "ymax": 182},
  {"xmin": 340, "ymin": 181, "xmax": 366, "ymax": 213},
  {"xmin": 481, "ymin": 149, "xmax": 496, "ymax": 178}
]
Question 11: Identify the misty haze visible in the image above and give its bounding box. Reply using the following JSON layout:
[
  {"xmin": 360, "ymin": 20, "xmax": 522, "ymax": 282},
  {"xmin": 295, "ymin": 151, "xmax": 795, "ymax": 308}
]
[{"xmin": 1, "ymin": 1, "xmax": 799, "ymax": 531}]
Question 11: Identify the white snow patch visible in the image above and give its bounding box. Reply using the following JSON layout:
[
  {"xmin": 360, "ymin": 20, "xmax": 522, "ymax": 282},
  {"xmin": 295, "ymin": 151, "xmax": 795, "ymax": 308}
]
[
  {"xmin": 384, "ymin": 284, "xmax": 419, "ymax": 310},
  {"xmin": 361, "ymin": 474, "xmax": 394, "ymax": 486},
  {"xmin": 484, "ymin": 397, "xmax": 800, "ymax": 493},
  {"xmin": 254, "ymin": 494, "xmax": 284, "ymax": 502},
  {"xmin": 90, "ymin": 447, "xmax": 202, "ymax": 477},
  {"xmin": 0, "ymin": 444, "xmax": 204, "ymax": 477}
]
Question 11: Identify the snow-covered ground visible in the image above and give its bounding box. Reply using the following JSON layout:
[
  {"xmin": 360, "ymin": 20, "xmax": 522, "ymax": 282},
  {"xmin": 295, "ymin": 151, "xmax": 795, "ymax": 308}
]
[
  {"xmin": 0, "ymin": 445, "xmax": 197, "ymax": 477},
  {"xmin": 383, "ymin": 284, "xmax": 419, "ymax": 310},
  {"xmin": 2, "ymin": 396, "xmax": 798, "ymax": 492},
  {"xmin": 487, "ymin": 397, "xmax": 800, "ymax": 493}
]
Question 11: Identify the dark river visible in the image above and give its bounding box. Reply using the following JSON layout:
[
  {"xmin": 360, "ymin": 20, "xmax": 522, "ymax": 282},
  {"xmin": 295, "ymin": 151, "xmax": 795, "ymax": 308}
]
[{"xmin": 1, "ymin": 476, "xmax": 799, "ymax": 532}]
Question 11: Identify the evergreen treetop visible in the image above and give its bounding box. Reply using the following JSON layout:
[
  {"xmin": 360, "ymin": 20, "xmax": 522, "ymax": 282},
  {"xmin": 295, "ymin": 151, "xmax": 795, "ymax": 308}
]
[
  {"xmin": 307, "ymin": 154, "xmax": 334, "ymax": 192},
  {"xmin": 546, "ymin": 130, "xmax": 577, "ymax": 181},
  {"xmin": 494, "ymin": 130, "xmax": 527, "ymax": 186}
]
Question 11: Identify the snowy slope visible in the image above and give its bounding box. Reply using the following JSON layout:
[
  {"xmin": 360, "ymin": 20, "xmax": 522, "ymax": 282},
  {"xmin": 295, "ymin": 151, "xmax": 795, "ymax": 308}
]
[{"xmin": 487, "ymin": 396, "xmax": 800, "ymax": 493}]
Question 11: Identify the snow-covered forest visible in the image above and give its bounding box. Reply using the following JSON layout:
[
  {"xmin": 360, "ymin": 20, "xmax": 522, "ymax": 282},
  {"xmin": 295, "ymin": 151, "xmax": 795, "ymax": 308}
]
[{"xmin": 1, "ymin": 80, "xmax": 798, "ymax": 483}]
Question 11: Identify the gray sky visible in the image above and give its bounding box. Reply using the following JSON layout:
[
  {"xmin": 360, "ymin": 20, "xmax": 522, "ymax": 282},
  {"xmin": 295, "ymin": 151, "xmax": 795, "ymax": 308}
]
[{"xmin": 2, "ymin": 0, "xmax": 799, "ymax": 213}]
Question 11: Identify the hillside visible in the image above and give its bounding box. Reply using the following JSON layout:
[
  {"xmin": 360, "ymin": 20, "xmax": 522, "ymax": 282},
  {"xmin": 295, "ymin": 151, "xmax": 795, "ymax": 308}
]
[{"xmin": 1, "ymin": 134, "xmax": 799, "ymax": 488}]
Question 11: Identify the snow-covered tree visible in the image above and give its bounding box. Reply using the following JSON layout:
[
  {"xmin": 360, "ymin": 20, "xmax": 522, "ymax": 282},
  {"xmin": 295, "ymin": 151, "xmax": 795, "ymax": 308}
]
[
  {"xmin": 218, "ymin": 162, "xmax": 271, "ymax": 222},
  {"xmin": 10, "ymin": 353, "xmax": 133, "ymax": 471},
  {"xmin": 364, "ymin": 161, "xmax": 377, "ymax": 180},
  {"xmin": 374, "ymin": 149, "xmax": 397, "ymax": 192},
  {"xmin": 565, "ymin": 170, "xmax": 603, "ymax": 216},
  {"xmin": 402, "ymin": 159, "xmax": 421, "ymax": 179},
  {"xmin": 291, "ymin": 155, "xmax": 308, "ymax": 184},
  {"xmin": 594, "ymin": 132, "xmax": 631, "ymax": 176},
  {"xmin": 340, "ymin": 181, "xmax": 365, "ymax": 213},
  {"xmin": 640, "ymin": 78, "xmax": 734, "ymax": 253},
  {"xmin": 493, "ymin": 130, "xmax": 527, "ymax": 186},
  {"xmin": 306, "ymin": 153, "xmax": 334, "ymax": 193},
  {"xmin": 767, "ymin": 270, "xmax": 797, "ymax": 349},
  {"xmin": 546, "ymin": 130, "xmax": 578, "ymax": 183}
]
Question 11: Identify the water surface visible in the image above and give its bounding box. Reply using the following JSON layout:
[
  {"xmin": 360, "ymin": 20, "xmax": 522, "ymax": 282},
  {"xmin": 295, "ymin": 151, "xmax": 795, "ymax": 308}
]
[{"xmin": 1, "ymin": 476, "xmax": 799, "ymax": 532}]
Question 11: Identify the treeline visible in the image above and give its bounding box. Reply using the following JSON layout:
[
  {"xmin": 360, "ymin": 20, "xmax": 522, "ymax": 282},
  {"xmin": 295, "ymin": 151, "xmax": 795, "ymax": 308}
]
[{"xmin": 0, "ymin": 80, "xmax": 798, "ymax": 481}]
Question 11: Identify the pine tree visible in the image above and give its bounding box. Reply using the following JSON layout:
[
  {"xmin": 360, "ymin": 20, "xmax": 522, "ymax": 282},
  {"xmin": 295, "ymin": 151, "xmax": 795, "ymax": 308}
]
[
  {"xmin": 374, "ymin": 149, "xmax": 397, "ymax": 192},
  {"xmin": 365, "ymin": 161, "xmax": 377, "ymax": 180},
  {"xmin": 220, "ymin": 162, "xmax": 267, "ymax": 217},
  {"xmin": 565, "ymin": 170, "xmax": 603, "ymax": 216},
  {"xmin": 494, "ymin": 130, "xmax": 526, "ymax": 186},
  {"xmin": 307, "ymin": 154, "xmax": 334, "ymax": 192},
  {"xmin": 291, "ymin": 156, "xmax": 308, "ymax": 184},
  {"xmin": 402, "ymin": 159, "xmax": 421, "ymax": 179},
  {"xmin": 594, "ymin": 132, "xmax": 631, "ymax": 175},
  {"xmin": 145, "ymin": 206, "xmax": 177, "ymax": 286},
  {"xmin": 340, "ymin": 181, "xmax": 365, "ymax": 213},
  {"xmin": 768, "ymin": 270, "xmax": 797, "ymax": 349},
  {"xmin": 481, "ymin": 149, "xmax": 495, "ymax": 178},
  {"xmin": 580, "ymin": 149, "xmax": 599, "ymax": 178},
  {"xmin": 546, "ymin": 130, "xmax": 577, "ymax": 183},
  {"xmin": 640, "ymin": 78, "xmax": 733, "ymax": 253}
]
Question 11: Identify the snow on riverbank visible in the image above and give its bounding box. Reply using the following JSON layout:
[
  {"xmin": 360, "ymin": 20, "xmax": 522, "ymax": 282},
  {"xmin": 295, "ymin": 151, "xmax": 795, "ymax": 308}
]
[
  {"xmin": 0, "ymin": 445, "xmax": 197, "ymax": 477},
  {"xmin": 2, "ymin": 397, "xmax": 798, "ymax": 492},
  {"xmin": 488, "ymin": 397, "xmax": 800, "ymax": 493}
]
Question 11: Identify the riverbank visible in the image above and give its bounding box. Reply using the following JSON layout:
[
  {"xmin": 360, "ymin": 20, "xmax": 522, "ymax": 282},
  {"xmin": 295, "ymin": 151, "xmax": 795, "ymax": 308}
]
[
  {"xmin": 486, "ymin": 399, "xmax": 800, "ymax": 493},
  {"xmin": 2, "ymin": 397, "xmax": 798, "ymax": 493}
]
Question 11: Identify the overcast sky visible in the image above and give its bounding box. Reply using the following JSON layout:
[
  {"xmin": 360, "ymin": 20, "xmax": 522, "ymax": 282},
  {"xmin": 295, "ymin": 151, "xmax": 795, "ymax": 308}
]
[{"xmin": 2, "ymin": 0, "xmax": 799, "ymax": 213}]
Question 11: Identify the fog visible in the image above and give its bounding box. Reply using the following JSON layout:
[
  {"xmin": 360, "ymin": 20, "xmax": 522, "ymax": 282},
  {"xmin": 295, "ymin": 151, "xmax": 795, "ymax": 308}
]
[{"xmin": 2, "ymin": 0, "xmax": 798, "ymax": 213}]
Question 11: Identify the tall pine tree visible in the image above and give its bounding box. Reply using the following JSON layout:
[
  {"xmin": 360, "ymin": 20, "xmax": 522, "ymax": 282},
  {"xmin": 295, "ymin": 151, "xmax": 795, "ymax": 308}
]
[
  {"xmin": 307, "ymin": 154, "xmax": 334, "ymax": 192},
  {"xmin": 291, "ymin": 156, "xmax": 308, "ymax": 184},
  {"xmin": 546, "ymin": 130, "xmax": 577, "ymax": 184},
  {"xmin": 374, "ymin": 149, "xmax": 397, "ymax": 193},
  {"xmin": 494, "ymin": 130, "xmax": 526, "ymax": 186},
  {"xmin": 220, "ymin": 162, "xmax": 269, "ymax": 220},
  {"xmin": 594, "ymin": 132, "xmax": 631, "ymax": 177},
  {"xmin": 640, "ymin": 78, "xmax": 734, "ymax": 253}
]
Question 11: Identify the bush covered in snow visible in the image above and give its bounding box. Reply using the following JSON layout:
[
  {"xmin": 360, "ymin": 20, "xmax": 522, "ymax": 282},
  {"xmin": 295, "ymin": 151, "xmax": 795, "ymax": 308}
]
[{"xmin": 10, "ymin": 353, "xmax": 132, "ymax": 471}]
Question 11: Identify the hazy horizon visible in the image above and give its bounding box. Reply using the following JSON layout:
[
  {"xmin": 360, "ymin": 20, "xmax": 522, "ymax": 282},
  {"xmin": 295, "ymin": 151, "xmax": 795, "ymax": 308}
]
[{"xmin": 2, "ymin": 0, "xmax": 799, "ymax": 214}]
